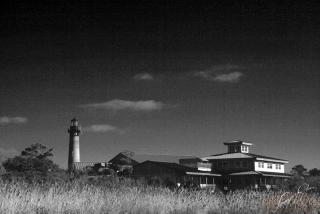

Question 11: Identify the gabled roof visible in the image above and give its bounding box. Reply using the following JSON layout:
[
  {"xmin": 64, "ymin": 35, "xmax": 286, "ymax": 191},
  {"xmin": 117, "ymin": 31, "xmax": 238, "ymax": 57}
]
[
  {"xmin": 201, "ymin": 152, "xmax": 288, "ymax": 163},
  {"xmin": 111, "ymin": 152, "xmax": 197, "ymax": 164}
]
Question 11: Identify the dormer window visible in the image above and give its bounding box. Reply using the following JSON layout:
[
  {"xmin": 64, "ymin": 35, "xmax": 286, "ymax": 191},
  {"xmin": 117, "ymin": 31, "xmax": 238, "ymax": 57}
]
[
  {"xmin": 235, "ymin": 146, "xmax": 240, "ymax": 152},
  {"xmin": 229, "ymin": 146, "xmax": 235, "ymax": 152}
]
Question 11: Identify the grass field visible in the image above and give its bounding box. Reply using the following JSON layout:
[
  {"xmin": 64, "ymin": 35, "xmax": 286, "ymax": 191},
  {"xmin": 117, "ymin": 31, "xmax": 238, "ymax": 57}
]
[{"xmin": 0, "ymin": 178, "xmax": 319, "ymax": 214}]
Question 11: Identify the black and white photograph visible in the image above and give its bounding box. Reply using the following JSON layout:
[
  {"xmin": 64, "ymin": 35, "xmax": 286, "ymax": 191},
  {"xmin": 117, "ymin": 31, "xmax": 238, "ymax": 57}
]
[{"xmin": 1, "ymin": 1, "xmax": 319, "ymax": 213}]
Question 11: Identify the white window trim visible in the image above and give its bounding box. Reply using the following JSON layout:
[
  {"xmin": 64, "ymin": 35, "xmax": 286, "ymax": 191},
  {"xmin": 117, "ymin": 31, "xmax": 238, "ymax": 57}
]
[{"xmin": 258, "ymin": 161, "xmax": 264, "ymax": 168}]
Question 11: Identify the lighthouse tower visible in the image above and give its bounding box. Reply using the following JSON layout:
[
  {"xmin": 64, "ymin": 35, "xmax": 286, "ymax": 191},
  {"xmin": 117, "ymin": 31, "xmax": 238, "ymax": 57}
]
[{"xmin": 68, "ymin": 118, "xmax": 81, "ymax": 171}]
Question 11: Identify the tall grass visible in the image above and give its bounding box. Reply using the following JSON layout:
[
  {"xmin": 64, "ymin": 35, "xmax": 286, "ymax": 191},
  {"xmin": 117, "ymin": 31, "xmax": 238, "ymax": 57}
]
[{"xmin": 0, "ymin": 178, "xmax": 319, "ymax": 214}]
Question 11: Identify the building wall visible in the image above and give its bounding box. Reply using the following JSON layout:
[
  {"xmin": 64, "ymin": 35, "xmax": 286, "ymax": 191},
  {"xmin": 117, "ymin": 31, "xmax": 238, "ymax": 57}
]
[
  {"xmin": 131, "ymin": 162, "xmax": 182, "ymax": 182},
  {"xmin": 210, "ymin": 158, "xmax": 255, "ymax": 172},
  {"xmin": 254, "ymin": 161, "xmax": 285, "ymax": 173}
]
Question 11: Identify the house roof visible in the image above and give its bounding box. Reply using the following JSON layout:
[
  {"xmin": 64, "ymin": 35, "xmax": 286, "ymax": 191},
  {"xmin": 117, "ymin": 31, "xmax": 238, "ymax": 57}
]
[
  {"xmin": 246, "ymin": 153, "xmax": 288, "ymax": 163},
  {"xmin": 229, "ymin": 171, "xmax": 259, "ymax": 175},
  {"xmin": 257, "ymin": 171, "xmax": 292, "ymax": 177},
  {"xmin": 201, "ymin": 152, "xmax": 288, "ymax": 163},
  {"xmin": 223, "ymin": 140, "xmax": 253, "ymax": 146},
  {"xmin": 202, "ymin": 153, "xmax": 253, "ymax": 160},
  {"xmin": 113, "ymin": 152, "xmax": 197, "ymax": 164},
  {"xmin": 230, "ymin": 171, "xmax": 292, "ymax": 177}
]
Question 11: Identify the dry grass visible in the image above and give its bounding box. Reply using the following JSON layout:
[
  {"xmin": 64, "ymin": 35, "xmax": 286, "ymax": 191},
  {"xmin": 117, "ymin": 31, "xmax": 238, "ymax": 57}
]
[{"xmin": 0, "ymin": 179, "xmax": 319, "ymax": 214}]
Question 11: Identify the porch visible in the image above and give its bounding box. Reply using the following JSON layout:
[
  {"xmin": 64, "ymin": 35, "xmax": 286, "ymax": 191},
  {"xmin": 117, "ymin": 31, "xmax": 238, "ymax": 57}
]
[{"xmin": 215, "ymin": 171, "xmax": 292, "ymax": 191}]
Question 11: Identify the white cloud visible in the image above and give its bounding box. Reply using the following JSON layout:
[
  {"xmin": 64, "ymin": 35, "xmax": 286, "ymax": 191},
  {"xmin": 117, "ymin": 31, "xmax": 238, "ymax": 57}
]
[
  {"xmin": 214, "ymin": 71, "xmax": 243, "ymax": 82},
  {"xmin": 81, "ymin": 99, "xmax": 164, "ymax": 111},
  {"xmin": 0, "ymin": 116, "xmax": 28, "ymax": 125},
  {"xmin": 134, "ymin": 73, "xmax": 154, "ymax": 81},
  {"xmin": 82, "ymin": 124, "xmax": 124, "ymax": 133},
  {"xmin": 193, "ymin": 64, "xmax": 244, "ymax": 83}
]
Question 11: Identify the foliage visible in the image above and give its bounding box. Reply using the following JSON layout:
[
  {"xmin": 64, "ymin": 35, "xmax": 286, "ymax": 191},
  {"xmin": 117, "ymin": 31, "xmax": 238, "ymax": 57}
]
[
  {"xmin": 21, "ymin": 143, "xmax": 54, "ymax": 159},
  {"xmin": 0, "ymin": 148, "xmax": 18, "ymax": 173},
  {"xmin": 109, "ymin": 157, "xmax": 133, "ymax": 177},
  {"xmin": 272, "ymin": 175, "xmax": 305, "ymax": 192},
  {"xmin": 309, "ymin": 168, "xmax": 320, "ymax": 176},
  {"xmin": 305, "ymin": 176, "xmax": 320, "ymax": 193},
  {"xmin": 291, "ymin": 164, "xmax": 308, "ymax": 177},
  {"xmin": 3, "ymin": 156, "xmax": 59, "ymax": 173},
  {"xmin": 2, "ymin": 144, "xmax": 60, "ymax": 183}
]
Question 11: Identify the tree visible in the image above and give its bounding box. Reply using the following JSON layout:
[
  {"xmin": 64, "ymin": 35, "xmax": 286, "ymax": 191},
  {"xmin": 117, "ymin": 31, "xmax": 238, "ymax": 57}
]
[
  {"xmin": 109, "ymin": 157, "xmax": 133, "ymax": 177},
  {"xmin": 2, "ymin": 144, "xmax": 60, "ymax": 182},
  {"xmin": 291, "ymin": 165, "xmax": 308, "ymax": 177},
  {"xmin": 21, "ymin": 143, "xmax": 53, "ymax": 159},
  {"xmin": 309, "ymin": 168, "xmax": 320, "ymax": 176},
  {"xmin": 0, "ymin": 148, "xmax": 19, "ymax": 173}
]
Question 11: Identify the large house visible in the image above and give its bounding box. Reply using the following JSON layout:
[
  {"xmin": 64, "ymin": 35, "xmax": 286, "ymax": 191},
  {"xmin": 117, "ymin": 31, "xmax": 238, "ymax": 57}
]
[
  {"xmin": 198, "ymin": 141, "xmax": 291, "ymax": 190},
  {"xmin": 127, "ymin": 141, "xmax": 291, "ymax": 190}
]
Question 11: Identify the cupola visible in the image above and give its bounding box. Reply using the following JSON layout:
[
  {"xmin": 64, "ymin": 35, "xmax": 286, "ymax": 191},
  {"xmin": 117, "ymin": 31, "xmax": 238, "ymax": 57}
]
[{"xmin": 223, "ymin": 140, "xmax": 253, "ymax": 153}]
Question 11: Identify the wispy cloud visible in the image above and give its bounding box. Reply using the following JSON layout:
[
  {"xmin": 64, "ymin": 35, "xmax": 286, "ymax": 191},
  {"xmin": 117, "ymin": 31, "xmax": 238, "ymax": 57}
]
[
  {"xmin": 81, "ymin": 99, "xmax": 164, "ymax": 111},
  {"xmin": 214, "ymin": 71, "xmax": 243, "ymax": 82},
  {"xmin": 82, "ymin": 124, "xmax": 124, "ymax": 133},
  {"xmin": 134, "ymin": 73, "xmax": 154, "ymax": 81},
  {"xmin": 193, "ymin": 64, "xmax": 244, "ymax": 82},
  {"xmin": 0, "ymin": 116, "xmax": 28, "ymax": 125}
]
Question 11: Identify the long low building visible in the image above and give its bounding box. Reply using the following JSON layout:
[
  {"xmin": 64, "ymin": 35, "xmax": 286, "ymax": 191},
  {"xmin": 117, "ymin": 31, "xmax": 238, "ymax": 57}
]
[{"xmin": 131, "ymin": 160, "xmax": 220, "ymax": 188}]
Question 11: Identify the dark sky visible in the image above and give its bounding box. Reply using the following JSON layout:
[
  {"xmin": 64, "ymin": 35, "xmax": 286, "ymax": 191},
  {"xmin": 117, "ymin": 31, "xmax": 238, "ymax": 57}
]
[{"xmin": 1, "ymin": 1, "xmax": 319, "ymax": 171}]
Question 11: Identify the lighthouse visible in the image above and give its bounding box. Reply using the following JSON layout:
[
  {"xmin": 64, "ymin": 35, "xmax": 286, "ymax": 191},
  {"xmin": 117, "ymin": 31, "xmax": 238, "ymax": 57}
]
[{"xmin": 68, "ymin": 118, "xmax": 81, "ymax": 171}]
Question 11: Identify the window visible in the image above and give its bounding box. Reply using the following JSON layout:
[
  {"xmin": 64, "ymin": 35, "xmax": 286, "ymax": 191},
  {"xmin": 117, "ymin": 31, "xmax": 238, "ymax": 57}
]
[
  {"xmin": 230, "ymin": 179, "xmax": 235, "ymax": 185},
  {"xmin": 223, "ymin": 162, "xmax": 229, "ymax": 169},
  {"xmin": 230, "ymin": 146, "xmax": 235, "ymax": 152},
  {"xmin": 276, "ymin": 164, "xmax": 281, "ymax": 170},
  {"xmin": 238, "ymin": 179, "xmax": 242, "ymax": 185},
  {"xmin": 267, "ymin": 163, "xmax": 272, "ymax": 169},
  {"xmin": 235, "ymin": 162, "xmax": 241, "ymax": 168},
  {"xmin": 211, "ymin": 162, "xmax": 216, "ymax": 169},
  {"xmin": 242, "ymin": 161, "xmax": 248, "ymax": 168},
  {"xmin": 258, "ymin": 162, "xmax": 264, "ymax": 168},
  {"xmin": 218, "ymin": 162, "xmax": 228, "ymax": 169},
  {"xmin": 241, "ymin": 146, "xmax": 248, "ymax": 152},
  {"xmin": 236, "ymin": 146, "xmax": 240, "ymax": 152}
]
